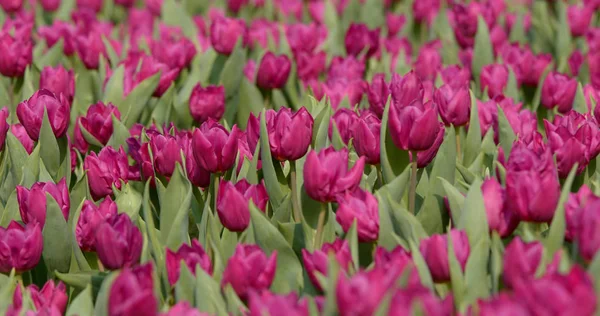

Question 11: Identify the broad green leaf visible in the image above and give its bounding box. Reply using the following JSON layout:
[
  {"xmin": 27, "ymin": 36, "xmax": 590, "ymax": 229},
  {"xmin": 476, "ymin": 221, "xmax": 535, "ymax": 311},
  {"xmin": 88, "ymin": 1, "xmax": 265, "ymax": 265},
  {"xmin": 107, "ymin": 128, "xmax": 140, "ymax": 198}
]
[
  {"xmin": 464, "ymin": 91, "xmax": 481, "ymax": 166},
  {"xmin": 543, "ymin": 164, "xmax": 577, "ymax": 260},
  {"xmin": 103, "ymin": 64, "xmax": 125, "ymax": 105},
  {"xmin": 39, "ymin": 109, "xmax": 60, "ymax": 179},
  {"xmin": 161, "ymin": 0, "xmax": 200, "ymax": 42},
  {"xmin": 498, "ymin": 105, "xmax": 517, "ymax": 157},
  {"xmin": 66, "ymin": 284, "xmax": 94, "ymax": 316},
  {"xmin": 409, "ymin": 240, "xmax": 434, "ymax": 289},
  {"xmin": 440, "ymin": 178, "xmax": 466, "ymax": 225},
  {"xmin": 555, "ymin": 1, "xmax": 572, "ymax": 65},
  {"xmin": 313, "ymin": 106, "xmax": 332, "ymax": 150},
  {"xmin": 42, "ymin": 193, "xmax": 72, "ymax": 273},
  {"xmin": 463, "ymin": 238, "xmax": 491, "ymax": 308},
  {"xmin": 195, "ymin": 268, "xmax": 228, "ymax": 315},
  {"xmin": 20, "ymin": 67, "xmax": 36, "ymax": 102},
  {"xmin": 157, "ymin": 163, "xmax": 192, "ymax": 249},
  {"xmin": 448, "ymin": 230, "xmax": 466, "ymax": 307},
  {"xmin": 35, "ymin": 39, "xmax": 64, "ymax": 69},
  {"xmin": 121, "ymin": 72, "xmax": 161, "ymax": 127},
  {"xmin": 55, "ymin": 271, "xmax": 94, "ymax": 289},
  {"xmin": 106, "ymin": 114, "xmax": 130, "ymax": 150},
  {"xmin": 457, "ymin": 179, "xmax": 489, "ymax": 248},
  {"xmin": 573, "ymin": 82, "xmax": 588, "ymax": 114},
  {"xmin": 344, "ymin": 220, "xmax": 359, "ymax": 271},
  {"xmin": 236, "ymin": 78, "xmax": 264, "ymax": 129},
  {"xmin": 380, "ymin": 96, "xmax": 409, "ymax": 183},
  {"xmin": 6, "ymin": 132, "xmax": 28, "ymax": 185},
  {"xmin": 175, "ymin": 263, "xmax": 196, "ymax": 304},
  {"xmin": 472, "ymin": 17, "xmax": 494, "ymax": 86},
  {"xmin": 114, "ymin": 182, "xmax": 143, "ymax": 219},
  {"xmin": 260, "ymin": 109, "xmax": 287, "ymax": 207},
  {"xmin": 505, "ymin": 68, "xmax": 520, "ymax": 101},
  {"xmin": 93, "ymin": 272, "xmax": 118, "ymax": 316},
  {"xmin": 509, "ymin": 13, "xmax": 528, "ymax": 44}
]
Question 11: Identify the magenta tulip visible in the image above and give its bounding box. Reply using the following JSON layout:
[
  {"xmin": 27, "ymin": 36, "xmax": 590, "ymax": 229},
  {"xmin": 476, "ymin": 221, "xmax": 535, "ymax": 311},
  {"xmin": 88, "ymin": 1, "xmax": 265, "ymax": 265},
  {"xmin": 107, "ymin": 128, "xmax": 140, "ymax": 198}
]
[
  {"xmin": 481, "ymin": 178, "xmax": 519, "ymax": 237},
  {"xmin": 502, "ymin": 237, "xmax": 560, "ymax": 289},
  {"xmin": 419, "ymin": 230, "xmax": 470, "ymax": 283},
  {"xmin": 95, "ymin": 213, "xmax": 143, "ymax": 270},
  {"xmin": 266, "ymin": 107, "xmax": 314, "ymax": 161},
  {"xmin": 256, "ymin": 52, "xmax": 291, "ymax": 90},
  {"xmin": 389, "ymin": 284, "xmax": 454, "ymax": 316},
  {"xmin": 10, "ymin": 124, "xmax": 34, "ymax": 154},
  {"xmin": 74, "ymin": 102, "xmax": 121, "ymax": 152},
  {"xmin": 435, "ymin": 84, "xmax": 471, "ymax": 127},
  {"xmin": 477, "ymin": 294, "xmax": 529, "ymax": 316},
  {"xmin": 344, "ymin": 23, "xmax": 380, "ymax": 58},
  {"xmin": 576, "ymin": 199, "xmax": 600, "ymax": 261},
  {"xmin": 568, "ymin": 5, "xmax": 593, "ymax": 37},
  {"xmin": 192, "ymin": 120, "xmax": 239, "ymax": 173},
  {"xmin": 165, "ymin": 239, "xmax": 212, "ymax": 286},
  {"xmin": 541, "ymin": 72, "xmax": 577, "ymax": 114},
  {"xmin": 353, "ymin": 111, "xmax": 381, "ymax": 165},
  {"xmin": 336, "ymin": 268, "xmax": 395, "ymax": 316},
  {"xmin": 17, "ymin": 89, "xmax": 70, "ymax": 141},
  {"xmin": 336, "ymin": 188, "xmax": 379, "ymax": 242},
  {"xmin": 367, "ymin": 74, "xmax": 389, "ymax": 118},
  {"xmin": 302, "ymin": 239, "xmax": 353, "ymax": 291},
  {"xmin": 210, "ymin": 17, "xmax": 247, "ymax": 55},
  {"xmin": 329, "ymin": 108, "xmax": 358, "ymax": 145},
  {"xmin": 0, "ymin": 107, "xmax": 8, "ymax": 151},
  {"xmin": 249, "ymin": 292, "xmax": 309, "ymax": 316},
  {"xmin": 75, "ymin": 198, "xmax": 118, "ymax": 252},
  {"xmin": 480, "ymin": 63, "xmax": 509, "ymax": 99},
  {"xmin": 221, "ymin": 244, "xmax": 277, "ymax": 299},
  {"xmin": 29, "ymin": 280, "xmax": 68, "ymax": 315},
  {"xmin": 84, "ymin": 146, "xmax": 136, "ymax": 201},
  {"xmin": 39, "ymin": 66, "xmax": 75, "ymax": 104},
  {"xmin": 0, "ymin": 221, "xmax": 43, "ymax": 273},
  {"xmin": 0, "ymin": 28, "xmax": 32, "ymax": 77},
  {"xmin": 17, "ymin": 179, "xmax": 70, "ymax": 227},
  {"xmin": 374, "ymin": 246, "xmax": 421, "ymax": 287},
  {"xmin": 109, "ymin": 263, "xmax": 158, "ymax": 316},
  {"xmin": 217, "ymin": 179, "xmax": 268, "ymax": 232},
  {"xmin": 189, "ymin": 84, "xmax": 225, "ymax": 124},
  {"xmin": 565, "ymin": 185, "xmax": 599, "ymax": 242}
]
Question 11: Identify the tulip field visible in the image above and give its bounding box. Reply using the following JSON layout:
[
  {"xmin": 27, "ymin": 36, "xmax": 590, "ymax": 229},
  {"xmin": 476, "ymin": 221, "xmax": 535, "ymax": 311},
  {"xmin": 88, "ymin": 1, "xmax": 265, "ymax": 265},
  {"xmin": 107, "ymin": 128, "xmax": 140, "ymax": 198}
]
[{"xmin": 2, "ymin": 0, "xmax": 600, "ymax": 315}]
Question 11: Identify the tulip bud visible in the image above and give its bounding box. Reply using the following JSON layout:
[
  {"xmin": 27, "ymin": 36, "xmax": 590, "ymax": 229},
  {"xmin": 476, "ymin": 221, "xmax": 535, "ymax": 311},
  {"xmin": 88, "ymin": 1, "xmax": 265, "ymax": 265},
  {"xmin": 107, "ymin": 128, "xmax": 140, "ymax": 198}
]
[
  {"xmin": 16, "ymin": 179, "xmax": 70, "ymax": 227},
  {"xmin": 95, "ymin": 213, "xmax": 143, "ymax": 270},
  {"xmin": 328, "ymin": 56, "xmax": 365, "ymax": 83},
  {"xmin": 576, "ymin": 199, "xmax": 600, "ymax": 261},
  {"xmin": 210, "ymin": 17, "xmax": 247, "ymax": 56},
  {"xmin": 296, "ymin": 51, "xmax": 327, "ymax": 81},
  {"xmin": 568, "ymin": 5, "xmax": 593, "ymax": 37},
  {"xmin": 419, "ymin": 230, "xmax": 470, "ymax": 283},
  {"xmin": 353, "ymin": 111, "xmax": 381, "ymax": 165},
  {"xmin": 303, "ymin": 147, "xmax": 366, "ymax": 203},
  {"xmin": 192, "ymin": 120, "xmax": 239, "ymax": 173},
  {"xmin": 131, "ymin": 55, "xmax": 180, "ymax": 98},
  {"xmin": 39, "ymin": 66, "xmax": 75, "ymax": 104},
  {"xmin": 256, "ymin": 52, "xmax": 291, "ymax": 90},
  {"xmin": 565, "ymin": 185, "xmax": 600, "ymax": 241},
  {"xmin": 150, "ymin": 26, "xmax": 197, "ymax": 70},
  {"xmin": 329, "ymin": 108, "xmax": 358, "ymax": 145},
  {"xmin": 541, "ymin": 72, "xmax": 577, "ymax": 114},
  {"xmin": 146, "ymin": 0, "xmax": 163, "ymax": 16},
  {"xmin": 84, "ymin": 146, "xmax": 135, "ymax": 201},
  {"xmin": 386, "ymin": 13, "xmax": 406, "ymax": 37},
  {"xmin": 415, "ymin": 123, "xmax": 445, "ymax": 168},
  {"xmin": 40, "ymin": 0, "xmax": 60, "ymax": 11},
  {"xmin": 249, "ymin": 292, "xmax": 309, "ymax": 316},
  {"xmin": 74, "ymin": 102, "xmax": 121, "ymax": 151},
  {"xmin": 344, "ymin": 23, "xmax": 380, "ymax": 58},
  {"xmin": 166, "ymin": 239, "xmax": 212, "ymax": 286},
  {"xmin": 16, "ymin": 89, "xmax": 70, "ymax": 141},
  {"xmin": 75, "ymin": 198, "xmax": 118, "ymax": 252},
  {"xmin": 265, "ymin": 107, "xmax": 314, "ymax": 161},
  {"xmin": 75, "ymin": 32, "xmax": 114, "ymax": 70},
  {"xmin": 0, "ymin": 29, "xmax": 32, "ymax": 78},
  {"xmin": 109, "ymin": 263, "xmax": 158, "ymax": 316},
  {"xmin": 440, "ymin": 65, "xmax": 471, "ymax": 90},
  {"xmin": 367, "ymin": 74, "xmax": 390, "ymax": 118},
  {"xmin": 222, "ymin": 244, "xmax": 277, "ymax": 299},
  {"xmin": 414, "ymin": 41, "xmax": 442, "ymax": 82},
  {"xmin": 10, "ymin": 124, "xmax": 34, "ymax": 154},
  {"xmin": 0, "ymin": 0, "xmax": 22, "ymax": 12},
  {"xmin": 148, "ymin": 134, "xmax": 184, "ymax": 178},
  {"xmin": 388, "ymin": 99, "xmax": 441, "ymax": 152},
  {"xmin": 374, "ymin": 246, "xmax": 421, "ymax": 287},
  {"xmin": 336, "ymin": 188, "xmax": 379, "ymax": 242},
  {"xmin": 481, "ymin": 178, "xmax": 519, "ymax": 237},
  {"xmin": 29, "ymin": 280, "xmax": 68, "ymax": 315},
  {"xmin": 323, "ymin": 80, "xmax": 366, "ymax": 110},
  {"xmin": 217, "ymin": 179, "xmax": 268, "ymax": 232},
  {"xmin": 413, "ymin": 0, "xmax": 440, "ymax": 25},
  {"xmin": 189, "ymin": 84, "xmax": 225, "ymax": 124},
  {"xmin": 302, "ymin": 239, "xmax": 353, "ymax": 291},
  {"xmin": 0, "ymin": 221, "xmax": 43, "ymax": 273},
  {"xmin": 38, "ymin": 21, "xmax": 76, "ymax": 56},
  {"xmin": 503, "ymin": 237, "xmax": 560, "ymax": 289},
  {"xmin": 248, "ymin": 19, "xmax": 280, "ymax": 50},
  {"xmin": 480, "ymin": 64, "xmax": 508, "ymax": 99},
  {"xmin": 177, "ymin": 131, "xmax": 211, "ymax": 188},
  {"xmin": 336, "ymin": 268, "xmax": 395, "ymax": 316},
  {"xmin": 286, "ymin": 23, "xmax": 323, "ymax": 54},
  {"xmin": 0, "ymin": 107, "xmax": 9, "ymax": 151},
  {"xmin": 435, "ymin": 85, "xmax": 471, "ymax": 127}
]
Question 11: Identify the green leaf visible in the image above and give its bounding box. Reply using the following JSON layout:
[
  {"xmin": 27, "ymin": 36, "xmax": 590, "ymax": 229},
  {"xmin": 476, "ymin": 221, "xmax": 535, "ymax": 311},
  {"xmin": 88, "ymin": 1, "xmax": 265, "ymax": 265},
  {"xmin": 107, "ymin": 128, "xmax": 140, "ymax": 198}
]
[
  {"xmin": 555, "ymin": 1, "xmax": 572, "ymax": 65},
  {"xmin": 103, "ymin": 64, "xmax": 125, "ymax": 105},
  {"xmin": 250, "ymin": 202, "xmax": 303, "ymax": 293},
  {"xmin": 69, "ymin": 200, "xmax": 92, "ymax": 272},
  {"xmin": 220, "ymin": 41, "xmax": 246, "ymax": 123},
  {"xmin": 101, "ymin": 35, "xmax": 120, "ymax": 67},
  {"xmin": 380, "ymin": 97, "xmax": 409, "ymax": 183},
  {"xmin": 498, "ymin": 105, "xmax": 517, "ymax": 157},
  {"xmin": 20, "ymin": 67, "xmax": 36, "ymax": 102},
  {"xmin": 35, "ymin": 39, "xmax": 64, "ymax": 69},
  {"xmin": 93, "ymin": 272, "xmax": 118, "ymax": 316},
  {"xmin": 387, "ymin": 194, "xmax": 428, "ymax": 244},
  {"xmin": 472, "ymin": 16, "xmax": 494, "ymax": 86},
  {"xmin": 508, "ymin": 13, "xmax": 528, "ymax": 44},
  {"xmin": 42, "ymin": 193, "xmax": 72, "ymax": 273},
  {"xmin": 121, "ymin": 72, "xmax": 161, "ymax": 127},
  {"xmin": 236, "ymin": 79, "xmax": 264, "ymax": 129},
  {"xmin": 151, "ymin": 85, "xmax": 175, "ymax": 126},
  {"xmin": 457, "ymin": 179, "xmax": 489, "ymax": 248},
  {"xmin": 463, "ymin": 238, "xmax": 491, "ymax": 308},
  {"xmin": 376, "ymin": 191, "xmax": 405, "ymax": 250},
  {"xmin": 66, "ymin": 284, "xmax": 94, "ymax": 316},
  {"xmin": 161, "ymin": 0, "xmax": 199, "ymax": 42},
  {"xmin": 573, "ymin": 82, "xmax": 588, "ymax": 114},
  {"xmin": 505, "ymin": 68, "xmax": 520, "ymax": 101},
  {"xmin": 260, "ymin": 109, "xmax": 288, "ymax": 207},
  {"xmin": 543, "ymin": 164, "xmax": 577, "ymax": 260},
  {"xmin": 409, "ymin": 240, "xmax": 434, "ymax": 289},
  {"xmin": 55, "ymin": 271, "xmax": 94, "ymax": 289},
  {"xmin": 313, "ymin": 105, "xmax": 332, "ymax": 150},
  {"xmin": 39, "ymin": 109, "xmax": 60, "ymax": 179},
  {"xmin": 6, "ymin": 132, "xmax": 28, "ymax": 185},
  {"xmin": 360, "ymin": 0, "xmax": 384, "ymax": 28},
  {"xmin": 0, "ymin": 271, "xmax": 16, "ymax": 315},
  {"xmin": 79, "ymin": 124, "xmax": 104, "ymax": 148},
  {"xmin": 448, "ymin": 230, "xmax": 466, "ymax": 307},
  {"xmin": 106, "ymin": 114, "xmax": 130, "ymax": 150},
  {"xmin": 344, "ymin": 220, "xmax": 359, "ymax": 271},
  {"xmin": 195, "ymin": 267, "xmax": 228, "ymax": 315},
  {"xmin": 463, "ymin": 91, "xmax": 481, "ymax": 166},
  {"xmin": 114, "ymin": 182, "xmax": 143, "ymax": 219},
  {"xmin": 157, "ymin": 163, "xmax": 192, "ymax": 250},
  {"xmin": 440, "ymin": 178, "xmax": 465, "ymax": 225},
  {"xmin": 175, "ymin": 263, "xmax": 196, "ymax": 304},
  {"xmin": 490, "ymin": 232, "xmax": 504, "ymax": 294},
  {"xmin": 377, "ymin": 164, "xmax": 411, "ymax": 205}
]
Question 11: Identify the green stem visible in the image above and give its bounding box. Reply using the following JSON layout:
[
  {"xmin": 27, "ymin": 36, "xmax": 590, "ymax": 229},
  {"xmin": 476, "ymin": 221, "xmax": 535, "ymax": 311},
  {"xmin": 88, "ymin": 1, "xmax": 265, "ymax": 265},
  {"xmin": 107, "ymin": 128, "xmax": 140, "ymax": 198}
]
[
  {"xmin": 214, "ymin": 174, "xmax": 220, "ymax": 214},
  {"xmin": 455, "ymin": 126, "xmax": 462, "ymax": 163},
  {"xmin": 290, "ymin": 162, "xmax": 302, "ymax": 223},
  {"xmin": 314, "ymin": 203, "xmax": 327, "ymax": 249},
  {"xmin": 409, "ymin": 156, "xmax": 418, "ymax": 215},
  {"xmin": 376, "ymin": 165, "xmax": 383, "ymax": 189}
]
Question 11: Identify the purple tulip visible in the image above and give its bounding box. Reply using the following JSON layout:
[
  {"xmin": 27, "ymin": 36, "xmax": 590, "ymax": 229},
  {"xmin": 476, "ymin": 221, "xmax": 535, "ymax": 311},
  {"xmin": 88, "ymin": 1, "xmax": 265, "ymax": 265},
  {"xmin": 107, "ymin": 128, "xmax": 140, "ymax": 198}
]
[
  {"xmin": 435, "ymin": 84, "xmax": 471, "ymax": 127},
  {"xmin": 16, "ymin": 89, "xmax": 70, "ymax": 141},
  {"xmin": 541, "ymin": 72, "xmax": 577, "ymax": 114},
  {"xmin": 415, "ymin": 123, "xmax": 445, "ymax": 168},
  {"xmin": 177, "ymin": 131, "xmax": 211, "ymax": 188},
  {"xmin": 192, "ymin": 120, "xmax": 239, "ymax": 173},
  {"xmin": 386, "ymin": 13, "xmax": 406, "ymax": 37},
  {"xmin": 374, "ymin": 246, "xmax": 421, "ymax": 286},
  {"xmin": 353, "ymin": 111, "xmax": 381, "ymax": 165},
  {"xmin": 514, "ymin": 266, "xmax": 597, "ymax": 316},
  {"xmin": 505, "ymin": 141, "xmax": 560, "ymax": 222},
  {"xmin": 296, "ymin": 51, "xmax": 327, "ymax": 81},
  {"xmin": 221, "ymin": 244, "xmax": 277, "ymax": 299},
  {"xmin": 109, "ymin": 263, "xmax": 158, "ymax": 316},
  {"xmin": 256, "ymin": 52, "xmax": 291, "ymax": 90},
  {"xmin": 217, "ymin": 179, "xmax": 268, "ymax": 232},
  {"xmin": 413, "ymin": 0, "xmax": 440, "ymax": 25},
  {"xmin": 266, "ymin": 107, "xmax": 314, "ymax": 161},
  {"xmin": 17, "ymin": 179, "xmax": 70, "ymax": 228},
  {"xmin": 302, "ymin": 239, "xmax": 353, "ymax": 291},
  {"xmin": 565, "ymin": 185, "xmax": 600, "ymax": 242},
  {"xmin": 336, "ymin": 188, "xmax": 379, "ymax": 242},
  {"xmin": 440, "ymin": 65, "xmax": 471, "ymax": 90},
  {"xmin": 28, "ymin": 280, "xmax": 68, "ymax": 315},
  {"xmin": 134, "ymin": 55, "xmax": 180, "ymax": 98},
  {"xmin": 75, "ymin": 198, "xmax": 118, "ymax": 252},
  {"xmin": 303, "ymin": 147, "xmax": 365, "ymax": 203},
  {"xmin": 576, "ymin": 199, "xmax": 600, "ymax": 261},
  {"xmin": 73, "ymin": 102, "xmax": 121, "ymax": 152},
  {"xmin": 0, "ymin": 0, "xmax": 22, "ymax": 12},
  {"xmin": 162, "ymin": 302, "xmax": 208, "ymax": 316},
  {"xmin": 327, "ymin": 56, "xmax": 365, "ymax": 83},
  {"xmin": 323, "ymin": 80, "xmax": 366, "ymax": 110},
  {"xmin": 147, "ymin": 133, "xmax": 184, "ymax": 178},
  {"xmin": 568, "ymin": 5, "xmax": 593, "ymax": 37},
  {"xmin": 189, "ymin": 84, "xmax": 225, "ymax": 124},
  {"xmin": 39, "ymin": 66, "xmax": 75, "ymax": 104},
  {"xmin": 366, "ymin": 74, "xmax": 389, "ymax": 118},
  {"xmin": 84, "ymin": 146, "xmax": 136, "ymax": 201},
  {"xmin": 481, "ymin": 178, "xmax": 519, "ymax": 237},
  {"xmin": 165, "ymin": 239, "xmax": 212, "ymax": 286},
  {"xmin": 77, "ymin": 0, "xmax": 103, "ymax": 12},
  {"xmin": 480, "ymin": 64, "xmax": 509, "ymax": 99},
  {"xmin": 477, "ymin": 294, "xmax": 530, "ymax": 316},
  {"xmin": 39, "ymin": 0, "xmax": 60, "ymax": 11},
  {"xmin": 503, "ymin": 237, "xmax": 560, "ymax": 289},
  {"xmin": 336, "ymin": 268, "xmax": 396, "ymax": 316},
  {"xmin": 150, "ymin": 26, "xmax": 196, "ymax": 70},
  {"xmin": 10, "ymin": 124, "xmax": 34, "ymax": 154},
  {"xmin": 0, "ymin": 221, "xmax": 43, "ymax": 273},
  {"xmin": 329, "ymin": 108, "xmax": 358, "ymax": 145},
  {"xmin": 413, "ymin": 41, "xmax": 442, "ymax": 82},
  {"xmin": 0, "ymin": 27, "xmax": 32, "ymax": 77},
  {"xmin": 75, "ymin": 32, "xmax": 113, "ymax": 70},
  {"xmin": 389, "ymin": 284, "xmax": 454, "ymax": 316},
  {"xmin": 95, "ymin": 213, "xmax": 143, "ymax": 270},
  {"xmin": 38, "ymin": 21, "xmax": 77, "ymax": 56},
  {"xmin": 0, "ymin": 107, "xmax": 9, "ymax": 151},
  {"xmin": 344, "ymin": 23, "xmax": 380, "ymax": 58},
  {"xmin": 210, "ymin": 17, "xmax": 247, "ymax": 56},
  {"xmin": 500, "ymin": 44, "xmax": 551, "ymax": 87},
  {"xmin": 419, "ymin": 230, "xmax": 470, "ymax": 283},
  {"xmin": 249, "ymin": 292, "xmax": 309, "ymax": 316},
  {"xmin": 286, "ymin": 23, "xmax": 324, "ymax": 54}
]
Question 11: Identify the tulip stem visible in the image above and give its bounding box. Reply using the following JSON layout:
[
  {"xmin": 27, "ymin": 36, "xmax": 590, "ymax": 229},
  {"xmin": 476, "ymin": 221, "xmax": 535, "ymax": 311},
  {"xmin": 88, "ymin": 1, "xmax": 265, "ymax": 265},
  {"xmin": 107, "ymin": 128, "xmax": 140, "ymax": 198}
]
[
  {"xmin": 314, "ymin": 203, "xmax": 327, "ymax": 249},
  {"xmin": 290, "ymin": 163, "xmax": 302, "ymax": 223},
  {"xmin": 455, "ymin": 126, "xmax": 462, "ymax": 163},
  {"xmin": 409, "ymin": 157, "xmax": 418, "ymax": 215}
]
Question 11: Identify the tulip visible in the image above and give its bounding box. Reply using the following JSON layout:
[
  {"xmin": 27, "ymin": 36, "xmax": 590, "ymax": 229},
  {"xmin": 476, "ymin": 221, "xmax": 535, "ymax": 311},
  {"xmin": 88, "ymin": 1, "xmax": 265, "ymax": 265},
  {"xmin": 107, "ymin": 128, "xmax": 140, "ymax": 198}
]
[
  {"xmin": 189, "ymin": 84, "xmax": 225, "ymax": 124},
  {"xmin": 217, "ymin": 179, "xmax": 268, "ymax": 232},
  {"xmin": 505, "ymin": 142, "xmax": 560, "ymax": 222},
  {"xmin": 0, "ymin": 221, "xmax": 43, "ymax": 273},
  {"xmin": 389, "ymin": 284, "xmax": 454, "ymax": 316},
  {"xmin": 0, "ymin": 107, "xmax": 8, "ymax": 151},
  {"xmin": 568, "ymin": 5, "xmax": 593, "ymax": 37},
  {"xmin": 414, "ymin": 41, "xmax": 442, "ymax": 82},
  {"xmin": 296, "ymin": 51, "xmax": 327, "ymax": 81},
  {"xmin": 210, "ymin": 17, "xmax": 247, "ymax": 55},
  {"xmin": 415, "ymin": 124, "xmax": 445, "ymax": 168},
  {"xmin": 323, "ymin": 80, "xmax": 366, "ymax": 110},
  {"xmin": 74, "ymin": 102, "xmax": 121, "ymax": 151},
  {"xmin": 576, "ymin": 199, "xmax": 600, "ymax": 261},
  {"xmin": 514, "ymin": 266, "xmax": 597, "ymax": 316},
  {"xmin": 353, "ymin": 111, "xmax": 381, "ymax": 165},
  {"xmin": 95, "ymin": 213, "xmax": 143, "ymax": 270},
  {"xmin": 38, "ymin": 21, "xmax": 77, "ymax": 56},
  {"xmin": 109, "ymin": 263, "xmax": 158, "ymax": 316},
  {"xmin": 541, "ymin": 72, "xmax": 577, "ymax": 114},
  {"xmin": 500, "ymin": 44, "xmax": 551, "ymax": 87},
  {"xmin": 162, "ymin": 302, "xmax": 206, "ymax": 316},
  {"xmin": 248, "ymin": 19, "xmax": 280, "ymax": 50},
  {"xmin": 16, "ymin": 179, "xmax": 70, "ymax": 227},
  {"xmin": 435, "ymin": 85, "xmax": 471, "ymax": 127},
  {"xmin": 266, "ymin": 107, "xmax": 314, "ymax": 161},
  {"xmin": 75, "ymin": 32, "xmax": 112, "ymax": 70},
  {"xmin": 303, "ymin": 147, "xmax": 366, "ymax": 203},
  {"xmin": 221, "ymin": 244, "xmax": 277, "ymax": 299},
  {"xmin": 481, "ymin": 178, "xmax": 519, "ymax": 237},
  {"xmin": 10, "ymin": 124, "xmax": 34, "ymax": 154},
  {"xmin": 336, "ymin": 188, "xmax": 379, "ymax": 242},
  {"xmin": 336, "ymin": 268, "xmax": 395, "ymax": 316},
  {"xmin": 503, "ymin": 237, "xmax": 560, "ymax": 289},
  {"xmin": 565, "ymin": 185, "xmax": 599, "ymax": 241},
  {"xmin": 256, "ymin": 52, "xmax": 291, "ymax": 90},
  {"xmin": 286, "ymin": 23, "xmax": 323, "ymax": 54},
  {"xmin": 413, "ymin": 0, "xmax": 440, "ymax": 25},
  {"xmin": 84, "ymin": 146, "xmax": 135, "ymax": 201},
  {"xmin": 249, "ymin": 292, "xmax": 309, "ymax": 316},
  {"xmin": 328, "ymin": 56, "xmax": 365, "ymax": 83},
  {"xmin": 477, "ymin": 294, "xmax": 530, "ymax": 316},
  {"xmin": 39, "ymin": 66, "xmax": 75, "ymax": 104},
  {"xmin": 480, "ymin": 64, "xmax": 508, "ymax": 99},
  {"xmin": 0, "ymin": 29, "xmax": 32, "ymax": 78},
  {"xmin": 147, "ymin": 133, "xmax": 183, "ymax": 178},
  {"xmin": 146, "ymin": 0, "xmax": 163, "ymax": 16},
  {"xmin": 29, "ymin": 281, "xmax": 68, "ymax": 315},
  {"xmin": 440, "ymin": 65, "xmax": 471, "ymax": 90},
  {"xmin": 40, "ymin": 0, "xmax": 60, "ymax": 11},
  {"xmin": 344, "ymin": 23, "xmax": 380, "ymax": 58},
  {"xmin": 302, "ymin": 239, "xmax": 353, "ymax": 291},
  {"xmin": 150, "ymin": 26, "xmax": 197, "ymax": 70},
  {"xmin": 329, "ymin": 108, "xmax": 358, "ymax": 145},
  {"xmin": 177, "ymin": 131, "xmax": 211, "ymax": 188},
  {"xmin": 75, "ymin": 198, "xmax": 118, "ymax": 252},
  {"xmin": 419, "ymin": 230, "xmax": 470, "ymax": 283},
  {"xmin": 374, "ymin": 246, "xmax": 421, "ymax": 286},
  {"xmin": 165, "ymin": 239, "xmax": 212, "ymax": 286},
  {"xmin": 192, "ymin": 120, "xmax": 239, "ymax": 173},
  {"xmin": 244, "ymin": 60, "xmax": 256, "ymax": 81},
  {"xmin": 366, "ymin": 74, "xmax": 389, "ymax": 118},
  {"xmin": 386, "ymin": 13, "xmax": 406, "ymax": 37},
  {"xmin": 0, "ymin": 0, "xmax": 22, "ymax": 12},
  {"xmin": 77, "ymin": 0, "xmax": 103, "ymax": 12},
  {"xmin": 388, "ymin": 97, "xmax": 440, "ymax": 152},
  {"xmin": 569, "ymin": 50, "xmax": 584, "ymax": 77},
  {"xmin": 16, "ymin": 89, "xmax": 70, "ymax": 141}
]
